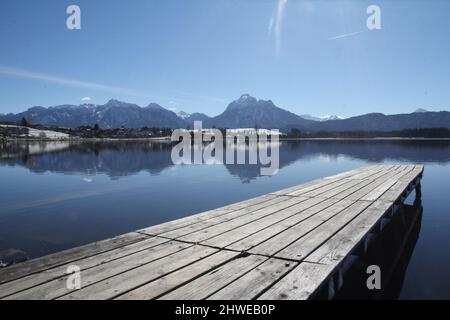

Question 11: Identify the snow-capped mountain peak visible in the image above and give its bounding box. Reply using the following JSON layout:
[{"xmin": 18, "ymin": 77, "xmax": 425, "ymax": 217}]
[
  {"xmin": 320, "ymin": 115, "xmax": 345, "ymax": 121},
  {"xmin": 414, "ymin": 108, "xmax": 429, "ymax": 113},
  {"xmin": 176, "ymin": 111, "xmax": 191, "ymax": 120},
  {"xmin": 300, "ymin": 114, "xmax": 345, "ymax": 122}
]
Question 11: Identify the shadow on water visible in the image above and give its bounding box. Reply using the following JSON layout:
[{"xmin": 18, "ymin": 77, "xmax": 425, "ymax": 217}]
[{"xmin": 334, "ymin": 195, "xmax": 423, "ymax": 300}]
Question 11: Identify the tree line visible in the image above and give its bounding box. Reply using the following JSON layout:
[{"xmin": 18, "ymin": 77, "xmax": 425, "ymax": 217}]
[{"xmin": 287, "ymin": 127, "xmax": 450, "ymax": 138}]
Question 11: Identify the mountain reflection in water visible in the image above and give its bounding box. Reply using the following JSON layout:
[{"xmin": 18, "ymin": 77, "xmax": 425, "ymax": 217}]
[{"xmin": 1, "ymin": 140, "xmax": 449, "ymax": 182}]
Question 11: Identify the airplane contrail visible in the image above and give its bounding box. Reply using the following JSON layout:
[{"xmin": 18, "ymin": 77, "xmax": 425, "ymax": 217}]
[{"xmin": 327, "ymin": 29, "xmax": 367, "ymax": 41}]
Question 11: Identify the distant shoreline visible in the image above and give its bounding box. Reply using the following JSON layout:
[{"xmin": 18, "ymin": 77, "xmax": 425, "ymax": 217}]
[
  {"xmin": 3, "ymin": 137, "xmax": 450, "ymax": 142},
  {"xmin": 1, "ymin": 137, "xmax": 173, "ymax": 142},
  {"xmin": 3, "ymin": 124, "xmax": 450, "ymax": 141},
  {"xmin": 280, "ymin": 137, "xmax": 450, "ymax": 141}
]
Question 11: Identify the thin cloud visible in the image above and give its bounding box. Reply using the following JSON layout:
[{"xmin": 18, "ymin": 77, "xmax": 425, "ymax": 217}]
[
  {"xmin": 0, "ymin": 65, "xmax": 227, "ymax": 110},
  {"xmin": 268, "ymin": 0, "xmax": 288, "ymax": 57},
  {"xmin": 268, "ymin": 17, "xmax": 275, "ymax": 36},
  {"xmin": 0, "ymin": 65, "xmax": 146, "ymax": 97},
  {"xmin": 328, "ymin": 30, "xmax": 367, "ymax": 41}
]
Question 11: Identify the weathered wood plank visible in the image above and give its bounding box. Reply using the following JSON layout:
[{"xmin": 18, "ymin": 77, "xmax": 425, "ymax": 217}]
[
  {"xmin": 378, "ymin": 166, "xmax": 423, "ymax": 203},
  {"xmin": 319, "ymin": 166, "xmax": 404, "ymax": 201},
  {"xmin": 0, "ymin": 236, "xmax": 170, "ymax": 298},
  {"xmin": 115, "ymin": 250, "xmax": 240, "ymax": 300},
  {"xmin": 305, "ymin": 200, "xmax": 394, "ymax": 265},
  {"xmin": 271, "ymin": 200, "xmax": 371, "ymax": 261},
  {"xmin": 283, "ymin": 165, "xmax": 395, "ymax": 198},
  {"xmin": 348, "ymin": 164, "xmax": 397, "ymax": 180},
  {"xmin": 294, "ymin": 178, "xmax": 359, "ymax": 198},
  {"xmin": 158, "ymin": 196, "xmax": 293, "ymax": 239},
  {"xmin": 226, "ymin": 197, "xmax": 342, "ymax": 252},
  {"xmin": 344, "ymin": 166, "xmax": 413, "ymax": 201},
  {"xmin": 359, "ymin": 165, "xmax": 413, "ymax": 201},
  {"xmin": 201, "ymin": 197, "xmax": 328, "ymax": 248},
  {"xmin": 203, "ymin": 197, "xmax": 343, "ymax": 249},
  {"xmin": 177, "ymin": 196, "xmax": 310, "ymax": 243},
  {"xmin": 399, "ymin": 165, "xmax": 423, "ymax": 180},
  {"xmin": 0, "ymin": 232, "xmax": 150, "ymax": 285},
  {"xmin": 5, "ymin": 241, "xmax": 194, "ymax": 300},
  {"xmin": 258, "ymin": 262, "xmax": 334, "ymax": 300},
  {"xmin": 59, "ymin": 245, "xmax": 220, "ymax": 300},
  {"xmin": 319, "ymin": 179, "xmax": 376, "ymax": 200},
  {"xmin": 139, "ymin": 194, "xmax": 279, "ymax": 236},
  {"xmin": 248, "ymin": 199, "xmax": 366, "ymax": 259},
  {"xmin": 208, "ymin": 258, "xmax": 296, "ymax": 300},
  {"xmin": 159, "ymin": 254, "xmax": 267, "ymax": 300},
  {"xmin": 269, "ymin": 165, "xmax": 382, "ymax": 196}
]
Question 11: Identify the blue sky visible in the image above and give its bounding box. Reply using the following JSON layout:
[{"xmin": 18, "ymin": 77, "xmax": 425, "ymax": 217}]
[{"xmin": 0, "ymin": 0, "xmax": 449, "ymax": 117}]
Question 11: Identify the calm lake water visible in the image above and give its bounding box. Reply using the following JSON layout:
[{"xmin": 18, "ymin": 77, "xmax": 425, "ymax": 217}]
[{"xmin": 0, "ymin": 140, "xmax": 449, "ymax": 299}]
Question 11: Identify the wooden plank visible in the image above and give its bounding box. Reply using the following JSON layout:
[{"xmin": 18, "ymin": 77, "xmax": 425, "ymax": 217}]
[
  {"xmin": 269, "ymin": 165, "xmax": 381, "ymax": 196},
  {"xmin": 202, "ymin": 197, "xmax": 337, "ymax": 249},
  {"xmin": 0, "ymin": 236, "xmax": 169, "ymax": 298},
  {"xmin": 285, "ymin": 178, "xmax": 352, "ymax": 197},
  {"xmin": 139, "ymin": 194, "xmax": 279, "ymax": 236},
  {"xmin": 319, "ymin": 178, "xmax": 378, "ymax": 200},
  {"xmin": 344, "ymin": 166, "xmax": 413, "ymax": 201},
  {"xmin": 305, "ymin": 200, "xmax": 394, "ymax": 265},
  {"xmin": 317, "ymin": 166, "xmax": 404, "ymax": 201},
  {"xmin": 258, "ymin": 262, "xmax": 334, "ymax": 300},
  {"xmin": 158, "ymin": 196, "xmax": 293, "ymax": 239},
  {"xmin": 292, "ymin": 179, "xmax": 358, "ymax": 198},
  {"xmin": 314, "ymin": 179, "xmax": 369, "ymax": 199},
  {"xmin": 283, "ymin": 165, "xmax": 395, "ymax": 198},
  {"xmin": 0, "ymin": 232, "xmax": 149, "ymax": 285},
  {"xmin": 323, "ymin": 165, "xmax": 381, "ymax": 180},
  {"xmin": 399, "ymin": 165, "xmax": 423, "ymax": 180},
  {"xmin": 303, "ymin": 166, "xmax": 398, "ymax": 201},
  {"xmin": 344, "ymin": 168, "xmax": 403, "ymax": 200},
  {"xmin": 359, "ymin": 166, "xmax": 414, "ymax": 201},
  {"xmin": 248, "ymin": 199, "xmax": 356, "ymax": 258},
  {"xmin": 5, "ymin": 241, "xmax": 194, "ymax": 300},
  {"xmin": 226, "ymin": 197, "xmax": 342, "ymax": 252},
  {"xmin": 58, "ymin": 245, "xmax": 219, "ymax": 300},
  {"xmin": 208, "ymin": 258, "xmax": 296, "ymax": 300},
  {"xmin": 115, "ymin": 250, "xmax": 240, "ymax": 300},
  {"xmin": 347, "ymin": 165, "xmax": 396, "ymax": 180},
  {"xmin": 272, "ymin": 200, "xmax": 371, "ymax": 261},
  {"xmin": 159, "ymin": 254, "xmax": 267, "ymax": 300},
  {"xmin": 177, "ymin": 196, "xmax": 311, "ymax": 243},
  {"xmin": 352, "ymin": 165, "xmax": 399, "ymax": 181},
  {"xmin": 378, "ymin": 166, "xmax": 423, "ymax": 203},
  {"xmin": 269, "ymin": 176, "xmax": 345, "ymax": 197}
]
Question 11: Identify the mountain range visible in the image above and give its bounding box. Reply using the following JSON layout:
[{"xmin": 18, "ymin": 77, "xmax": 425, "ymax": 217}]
[{"xmin": 1, "ymin": 94, "xmax": 449, "ymax": 132}]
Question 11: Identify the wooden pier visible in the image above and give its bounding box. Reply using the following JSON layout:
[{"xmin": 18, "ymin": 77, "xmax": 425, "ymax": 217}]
[{"xmin": 0, "ymin": 164, "xmax": 424, "ymax": 300}]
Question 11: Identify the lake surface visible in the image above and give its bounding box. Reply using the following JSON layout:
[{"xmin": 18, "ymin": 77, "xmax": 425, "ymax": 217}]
[{"xmin": 0, "ymin": 140, "xmax": 449, "ymax": 299}]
